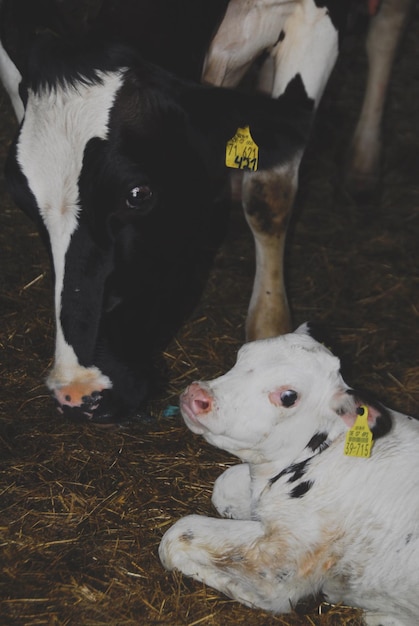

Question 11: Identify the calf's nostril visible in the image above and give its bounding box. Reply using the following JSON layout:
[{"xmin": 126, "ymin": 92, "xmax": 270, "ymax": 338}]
[
  {"xmin": 181, "ymin": 383, "xmax": 213, "ymax": 416},
  {"xmin": 194, "ymin": 399, "xmax": 210, "ymax": 412}
]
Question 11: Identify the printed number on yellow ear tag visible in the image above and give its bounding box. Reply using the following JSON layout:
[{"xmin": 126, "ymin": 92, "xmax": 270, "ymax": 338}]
[
  {"xmin": 344, "ymin": 405, "xmax": 373, "ymax": 458},
  {"xmin": 225, "ymin": 126, "xmax": 259, "ymax": 171}
]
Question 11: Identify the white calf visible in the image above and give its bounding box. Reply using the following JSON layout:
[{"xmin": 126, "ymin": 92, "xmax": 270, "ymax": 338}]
[
  {"xmin": 203, "ymin": 0, "xmax": 412, "ymax": 339},
  {"xmin": 160, "ymin": 325, "xmax": 419, "ymax": 626}
]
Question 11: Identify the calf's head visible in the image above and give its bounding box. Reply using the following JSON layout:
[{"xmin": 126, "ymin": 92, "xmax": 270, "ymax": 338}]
[{"xmin": 180, "ymin": 324, "xmax": 392, "ymax": 462}]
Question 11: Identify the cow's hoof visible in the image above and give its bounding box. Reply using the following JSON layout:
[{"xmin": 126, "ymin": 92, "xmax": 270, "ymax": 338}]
[
  {"xmin": 55, "ymin": 388, "xmax": 152, "ymax": 427},
  {"xmin": 344, "ymin": 172, "xmax": 380, "ymax": 203},
  {"xmin": 343, "ymin": 150, "xmax": 381, "ymax": 203}
]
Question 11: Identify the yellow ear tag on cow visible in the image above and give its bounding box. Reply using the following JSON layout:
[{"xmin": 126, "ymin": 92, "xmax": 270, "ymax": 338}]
[
  {"xmin": 344, "ymin": 405, "xmax": 373, "ymax": 458},
  {"xmin": 225, "ymin": 125, "xmax": 259, "ymax": 171}
]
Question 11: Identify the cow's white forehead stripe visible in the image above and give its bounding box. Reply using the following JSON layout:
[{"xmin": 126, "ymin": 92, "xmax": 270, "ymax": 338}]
[
  {"xmin": 16, "ymin": 71, "xmax": 125, "ymax": 381},
  {"xmin": 16, "ymin": 70, "xmax": 124, "ymax": 226}
]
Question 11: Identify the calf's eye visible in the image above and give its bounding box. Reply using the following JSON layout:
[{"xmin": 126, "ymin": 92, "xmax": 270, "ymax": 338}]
[
  {"xmin": 268, "ymin": 387, "xmax": 299, "ymax": 408},
  {"xmin": 126, "ymin": 185, "xmax": 153, "ymax": 209},
  {"xmin": 280, "ymin": 389, "xmax": 298, "ymax": 407}
]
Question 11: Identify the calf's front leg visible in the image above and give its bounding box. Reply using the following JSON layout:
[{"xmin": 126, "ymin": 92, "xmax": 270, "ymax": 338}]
[
  {"xmin": 211, "ymin": 463, "xmax": 252, "ymax": 519},
  {"xmin": 159, "ymin": 515, "xmax": 303, "ymax": 612}
]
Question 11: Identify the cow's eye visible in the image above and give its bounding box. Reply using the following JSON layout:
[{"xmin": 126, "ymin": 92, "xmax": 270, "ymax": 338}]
[
  {"xmin": 280, "ymin": 389, "xmax": 298, "ymax": 408},
  {"xmin": 126, "ymin": 185, "xmax": 153, "ymax": 209}
]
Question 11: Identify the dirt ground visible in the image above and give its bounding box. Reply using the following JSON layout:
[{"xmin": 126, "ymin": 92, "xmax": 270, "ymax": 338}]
[{"xmin": 0, "ymin": 7, "xmax": 418, "ymax": 626}]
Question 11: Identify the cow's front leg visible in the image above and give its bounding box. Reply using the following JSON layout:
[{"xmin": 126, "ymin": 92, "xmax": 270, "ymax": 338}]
[
  {"xmin": 242, "ymin": 163, "xmax": 299, "ymax": 340},
  {"xmin": 160, "ymin": 515, "xmax": 299, "ymax": 612},
  {"xmin": 211, "ymin": 463, "xmax": 252, "ymax": 519}
]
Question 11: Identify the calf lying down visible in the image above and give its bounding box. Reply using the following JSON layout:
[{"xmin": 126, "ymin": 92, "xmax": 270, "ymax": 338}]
[{"xmin": 159, "ymin": 325, "xmax": 419, "ymax": 626}]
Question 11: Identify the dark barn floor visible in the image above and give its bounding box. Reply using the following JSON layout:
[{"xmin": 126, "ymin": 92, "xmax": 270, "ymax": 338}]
[{"xmin": 1, "ymin": 7, "xmax": 418, "ymax": 626}]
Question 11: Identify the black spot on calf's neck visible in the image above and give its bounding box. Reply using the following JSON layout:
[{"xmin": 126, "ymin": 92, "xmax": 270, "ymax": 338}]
[
  {"xmin": 290, "ymin": 480, "xmax": 314, "ymax": 499},
  {"xmin": 269, "ymin": 432, "xmax": 331, "ymax": 488},
  {"xmin": 269, "ymin": 458, "xmax": 310, "ymax": 486},
  {"xmin": 306, "ymin": 432, "xmax": 329, "ymax": 453}
]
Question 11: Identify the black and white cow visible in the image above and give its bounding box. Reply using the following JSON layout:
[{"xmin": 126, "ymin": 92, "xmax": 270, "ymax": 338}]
[
  {"xmin": 160, "ymin": 325, "xmax": 419, "ymax": 626},
  {"xmin": 0, "ymin": 0, "xmax": 314, "ymax": 424},
  {"xmin": 0, "ymin": 0, "xmax": 411, "ymax": 424}
]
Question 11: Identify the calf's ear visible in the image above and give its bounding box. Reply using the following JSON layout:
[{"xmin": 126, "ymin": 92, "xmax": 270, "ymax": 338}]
[
  {"xmin": 340, "ymin": 389, "xmax": 392, "ymax": 440},
  {"xmin": 294, "ymin": 321, "xmax": 337, "ymax": 351},
  {"xmin": 294, "ymin": 322, "xmax": 311, "ymax": 336}
]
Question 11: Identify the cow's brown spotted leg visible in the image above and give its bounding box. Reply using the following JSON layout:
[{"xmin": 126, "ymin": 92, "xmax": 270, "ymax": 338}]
[{"xmin": 242, "ymin": 160, "xmax": 300, "ymax": 340}]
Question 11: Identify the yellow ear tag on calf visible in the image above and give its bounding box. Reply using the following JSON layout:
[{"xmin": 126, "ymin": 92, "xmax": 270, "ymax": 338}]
[
  {"xmin": 225, "ymin": 125, "xmax": 259, "ymax": 171},
  {"xmin": 344, "ymin": 405, "xmax": 373, "ymax": 458}
]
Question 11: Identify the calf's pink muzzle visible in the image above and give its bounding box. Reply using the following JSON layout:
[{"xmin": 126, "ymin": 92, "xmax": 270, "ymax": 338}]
[{"xmin": 180, "ymin": 383, "xmax": 213, "ymax": 424}]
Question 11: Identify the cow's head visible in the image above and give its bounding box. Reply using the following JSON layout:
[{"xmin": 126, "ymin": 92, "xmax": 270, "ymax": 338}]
[
  {"xmin": 180, "ymin": 324, "xmax": 392, "ymax": 462},
  {"xmin": 5, "ymin": 34, "xmax": 313, "ymax": 424}
]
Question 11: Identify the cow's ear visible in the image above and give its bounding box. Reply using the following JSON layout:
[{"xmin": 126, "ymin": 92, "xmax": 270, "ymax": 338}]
[{"xmin": 340, "ymin": 389, "xmax": 392, "ymax": 440}]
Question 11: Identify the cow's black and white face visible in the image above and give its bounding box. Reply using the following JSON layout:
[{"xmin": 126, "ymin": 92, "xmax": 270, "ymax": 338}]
[
  {"xmin": 4, "ymin": 24, "xmax": 313, "ymax": 424},
  {"xmin": 14, "ymin": 71, "xmax": 125, "ymax": 420},
  {"xmin": 5, "ymin": 52, "xmax": 231, "ymax": 424}
]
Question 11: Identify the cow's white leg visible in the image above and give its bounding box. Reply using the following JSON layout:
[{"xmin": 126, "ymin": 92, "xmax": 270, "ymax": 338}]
[
  {"xmin": 159, "ymin": 515, "xmax": 303, "ymax": 612},
  {"xmin": 0, "ymin": 39, "xmax": 24, "ymax": 122},
  {"xmin": 242, "ymin": 162, "xmax": 300, "ymax": 339},
  {"xmin": 211, "ymin": 463, "xmax": 252, "ymax": 519},
  {"xmin": 347, "ymin": 0, "xmax": 412, "ymax": 193}
]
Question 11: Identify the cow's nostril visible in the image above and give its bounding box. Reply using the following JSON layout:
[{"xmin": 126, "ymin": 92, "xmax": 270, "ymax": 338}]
[{"xmin": 195, "ymin": 399, "xmax": 210, "ymax": 411}]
